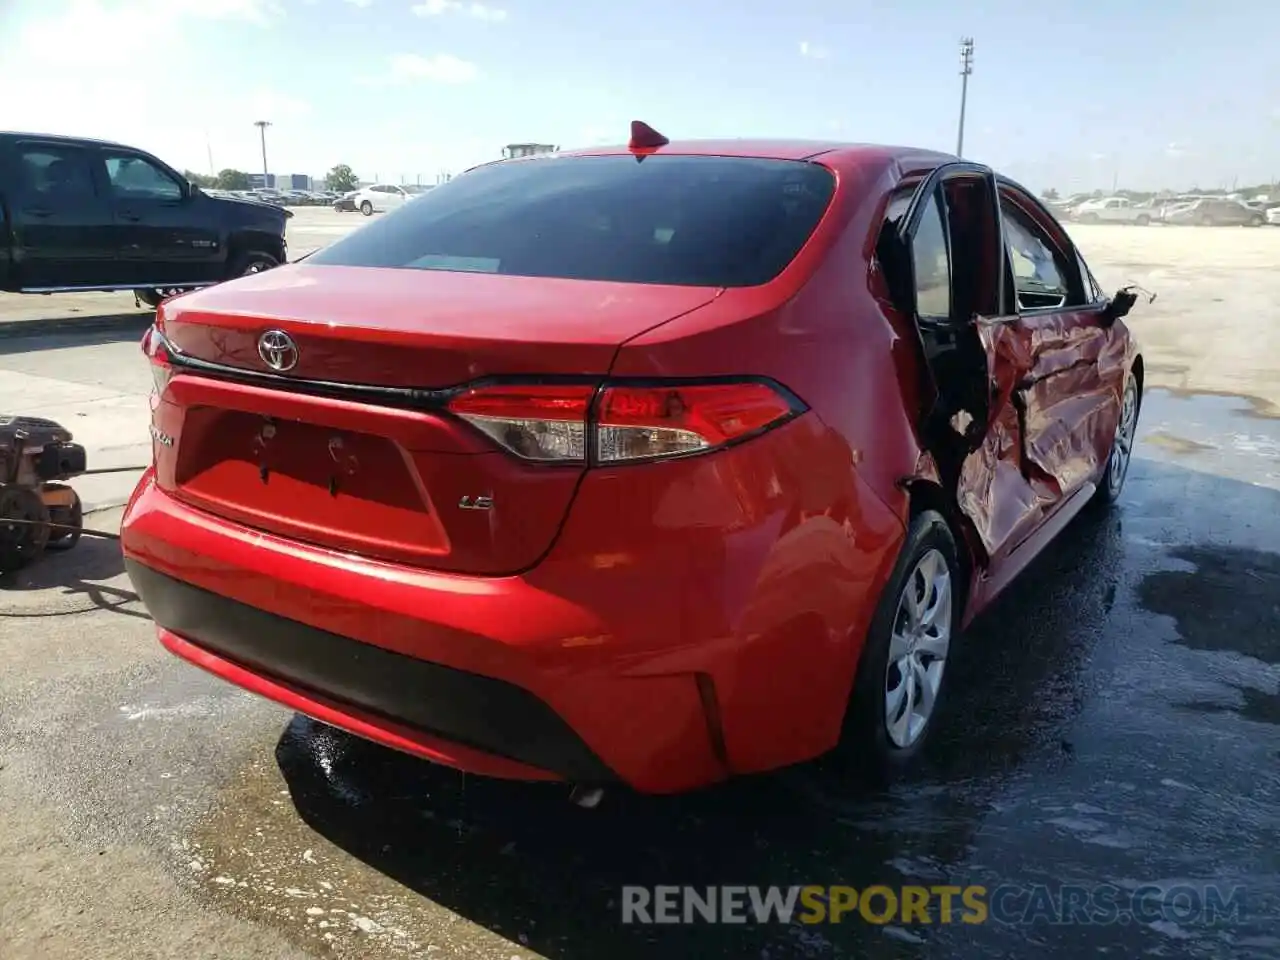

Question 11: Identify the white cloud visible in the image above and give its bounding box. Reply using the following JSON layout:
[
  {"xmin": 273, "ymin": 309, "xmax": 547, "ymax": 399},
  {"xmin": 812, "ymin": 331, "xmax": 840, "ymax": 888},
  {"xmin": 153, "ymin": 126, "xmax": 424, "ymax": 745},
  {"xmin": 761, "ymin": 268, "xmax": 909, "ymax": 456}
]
[
  {"xmin": 5, "ymin": 0, "xmax": 301, "ymax": 174},
  {"xmin": 344, "ymin": 0, "xmax": 373, "ymax": 6},
  {"xmin": 1165, "ymin": 142, "xmax": 1189, "ymax": 158},
  {"xmin": 411, "ymin": 0, "xmax": 507, "ymax": 21},
  {"xmin": 17, "ymin": 0, "xmax": 280, "ymax": 66},
  {"xmin": 798, "ymin": 40, "xmax": 829, "ymax": 59},
  {"xmin": 363, "ymin": 53, "xmax": 481, "ymax": 85}
]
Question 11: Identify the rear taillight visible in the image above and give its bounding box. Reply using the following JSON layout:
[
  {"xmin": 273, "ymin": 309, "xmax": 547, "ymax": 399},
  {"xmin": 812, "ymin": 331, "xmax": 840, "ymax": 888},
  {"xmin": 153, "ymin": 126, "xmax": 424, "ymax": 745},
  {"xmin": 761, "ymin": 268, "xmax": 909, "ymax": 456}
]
[
  {"xmin": 447, "ymin": 380, "xmax": 803, "ymax": 465},
  {"xmin": 447, "ymin": 384, "xmax": 593, "ymax": 462},
  {"xmin": 141, "ymin": 324, "xmax": 173, "ymax": 395}
]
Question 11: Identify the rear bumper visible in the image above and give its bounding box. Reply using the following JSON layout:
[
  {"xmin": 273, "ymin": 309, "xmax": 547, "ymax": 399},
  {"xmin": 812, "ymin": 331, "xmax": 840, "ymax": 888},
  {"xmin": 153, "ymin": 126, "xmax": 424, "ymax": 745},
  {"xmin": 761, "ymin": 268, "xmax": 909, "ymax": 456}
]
[
  {"xmin": 127, "ymin": 560, "xmax": 615, "ymax": 783},
  {"xmin": 121, "ymin": 412, "xmax": 905, "ymax": 793}
]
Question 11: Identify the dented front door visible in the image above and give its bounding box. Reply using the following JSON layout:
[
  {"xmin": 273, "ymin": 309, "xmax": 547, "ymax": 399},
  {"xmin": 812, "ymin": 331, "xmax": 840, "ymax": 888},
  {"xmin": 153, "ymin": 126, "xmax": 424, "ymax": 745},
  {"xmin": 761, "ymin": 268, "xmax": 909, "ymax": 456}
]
[{"xmin": 956, "ymin": 186, "xmax": 1126, "ymax": 562}]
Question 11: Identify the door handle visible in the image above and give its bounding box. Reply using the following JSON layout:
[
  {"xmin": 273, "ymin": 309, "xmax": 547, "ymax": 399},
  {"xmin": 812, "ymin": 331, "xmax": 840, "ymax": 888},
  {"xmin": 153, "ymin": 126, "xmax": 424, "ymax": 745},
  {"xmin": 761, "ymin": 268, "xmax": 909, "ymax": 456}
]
[
  {"xmin": 119, "ymin": 211, "xmax": 142, "ymax": 222},
  {"xmin": 23, "ymin": 208, "xmax": 52, "ymax": 218}
]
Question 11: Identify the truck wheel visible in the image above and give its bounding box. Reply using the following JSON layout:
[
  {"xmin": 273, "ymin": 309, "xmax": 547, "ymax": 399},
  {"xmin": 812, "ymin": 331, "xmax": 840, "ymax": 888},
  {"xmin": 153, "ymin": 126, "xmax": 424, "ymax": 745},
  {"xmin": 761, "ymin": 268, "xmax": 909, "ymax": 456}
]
[
  {"xmin": 135, "ymin": 287, "xmax": 191, "ymax": 309},
  {"xmin": 360, "ymin": 201, "xmax": 374, "ymax": 216},
  {"xmin": 227, "ymin": 251, "xmax": 280, "ymax": 280},
  {"xmin": 1136, "ymin": 214, "xmax": 1150, "ymax": 226}
]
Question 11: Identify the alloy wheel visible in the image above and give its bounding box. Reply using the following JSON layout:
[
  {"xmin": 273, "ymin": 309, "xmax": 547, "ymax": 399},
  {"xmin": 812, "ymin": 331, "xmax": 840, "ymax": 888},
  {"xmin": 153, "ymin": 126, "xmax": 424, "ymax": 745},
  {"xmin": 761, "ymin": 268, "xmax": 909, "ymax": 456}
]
[
  {"xmin": 884, "ymin": 548, "xmax": 952, "ymax": 749},
  {"xmin": 1109, "ymin": 376, "xmax": 1138, "ymax": 493}
]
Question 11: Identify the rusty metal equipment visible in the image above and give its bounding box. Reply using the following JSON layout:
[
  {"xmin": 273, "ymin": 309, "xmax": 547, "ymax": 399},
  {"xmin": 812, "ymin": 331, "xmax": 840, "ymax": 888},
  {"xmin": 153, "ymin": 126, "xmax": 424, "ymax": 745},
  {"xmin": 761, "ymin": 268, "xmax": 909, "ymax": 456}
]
[{"xmin": 0, "ymin": 416, "xmax": 88, "ymax": 573}]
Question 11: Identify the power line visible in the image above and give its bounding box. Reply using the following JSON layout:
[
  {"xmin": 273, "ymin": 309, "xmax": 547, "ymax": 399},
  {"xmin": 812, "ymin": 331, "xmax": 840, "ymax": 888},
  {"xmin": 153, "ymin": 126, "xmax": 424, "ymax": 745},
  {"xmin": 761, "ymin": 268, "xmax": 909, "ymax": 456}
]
[{"xmin": 956, "ymin": 38, "xmax": 974, "ymax": 158}]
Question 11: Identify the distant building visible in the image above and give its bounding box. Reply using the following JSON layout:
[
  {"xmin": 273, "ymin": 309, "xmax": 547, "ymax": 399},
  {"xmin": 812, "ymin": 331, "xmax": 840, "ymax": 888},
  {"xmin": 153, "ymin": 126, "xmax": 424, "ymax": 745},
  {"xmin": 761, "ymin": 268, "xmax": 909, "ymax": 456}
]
[
  {"xmin": 502, "ymin": 143, "xmax": 559, "ymax": 160},
  {"xmin": 244, "ymin": 173, "xmax": 312, "ymax": 190}
]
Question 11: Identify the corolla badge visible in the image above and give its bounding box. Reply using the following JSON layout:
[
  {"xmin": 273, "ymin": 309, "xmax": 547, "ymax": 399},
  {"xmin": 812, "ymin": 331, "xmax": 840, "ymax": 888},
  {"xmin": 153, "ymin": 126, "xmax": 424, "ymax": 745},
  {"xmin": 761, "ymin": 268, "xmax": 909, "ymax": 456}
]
[{"xmin": 257, "ymin": 329, "xmax": 298, "ymax": 372}]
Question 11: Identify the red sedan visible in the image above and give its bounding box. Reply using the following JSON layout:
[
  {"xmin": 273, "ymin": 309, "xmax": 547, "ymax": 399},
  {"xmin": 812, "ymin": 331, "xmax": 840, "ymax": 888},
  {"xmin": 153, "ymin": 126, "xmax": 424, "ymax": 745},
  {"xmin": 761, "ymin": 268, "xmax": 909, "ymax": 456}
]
[{"xmin": 121, "ymin": 124, "xmax": 1145, "ymax": 796}]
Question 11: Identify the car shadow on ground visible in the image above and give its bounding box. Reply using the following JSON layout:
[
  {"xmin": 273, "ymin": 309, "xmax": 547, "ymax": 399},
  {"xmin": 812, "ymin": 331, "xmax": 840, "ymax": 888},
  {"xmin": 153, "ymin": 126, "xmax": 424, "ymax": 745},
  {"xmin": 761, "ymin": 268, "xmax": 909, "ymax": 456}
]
[
  {"xmin": 267, "ymin": 456, "xmax": 1280, "ymax": 960},
  {"xmin": 0, "ymin": 315, "xmax": 151, "ymax": 356}
]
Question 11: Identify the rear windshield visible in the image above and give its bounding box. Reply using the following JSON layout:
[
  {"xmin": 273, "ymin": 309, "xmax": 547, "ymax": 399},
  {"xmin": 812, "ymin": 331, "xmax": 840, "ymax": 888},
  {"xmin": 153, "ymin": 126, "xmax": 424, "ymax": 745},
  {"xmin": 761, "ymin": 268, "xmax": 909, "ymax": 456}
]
[{"xmin": 306, "ymin": 155, "xmax": 836, "ymax": 287}]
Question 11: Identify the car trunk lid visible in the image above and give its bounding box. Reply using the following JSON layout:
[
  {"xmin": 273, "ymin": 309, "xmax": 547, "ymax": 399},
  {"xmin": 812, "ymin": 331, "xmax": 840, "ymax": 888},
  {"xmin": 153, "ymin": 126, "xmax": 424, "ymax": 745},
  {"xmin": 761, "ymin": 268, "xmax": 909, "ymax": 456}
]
[{"xmin": 149, "ymin": 264, "xmax": 719, "ymax": 574}]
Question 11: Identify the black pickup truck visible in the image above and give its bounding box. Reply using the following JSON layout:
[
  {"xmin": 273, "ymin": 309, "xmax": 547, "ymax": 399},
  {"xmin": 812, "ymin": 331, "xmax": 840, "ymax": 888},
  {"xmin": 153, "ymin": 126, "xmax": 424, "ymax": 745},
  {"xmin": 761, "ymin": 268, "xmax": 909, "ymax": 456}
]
[{"xmin": 0, "ymin": 131, "xmax": 289, "ymax": 307}]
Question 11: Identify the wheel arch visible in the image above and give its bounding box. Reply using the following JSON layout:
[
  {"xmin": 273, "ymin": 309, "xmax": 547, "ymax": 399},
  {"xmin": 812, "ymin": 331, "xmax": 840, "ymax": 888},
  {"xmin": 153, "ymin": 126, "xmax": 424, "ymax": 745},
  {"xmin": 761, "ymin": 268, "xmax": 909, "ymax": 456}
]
[
  {"xmin": 901, "ymin": 477, "xmax": 977, "ymax": 617},
  {"xmin": 225, "ymin": 228, "xmax": 286, "ymax": 275}
]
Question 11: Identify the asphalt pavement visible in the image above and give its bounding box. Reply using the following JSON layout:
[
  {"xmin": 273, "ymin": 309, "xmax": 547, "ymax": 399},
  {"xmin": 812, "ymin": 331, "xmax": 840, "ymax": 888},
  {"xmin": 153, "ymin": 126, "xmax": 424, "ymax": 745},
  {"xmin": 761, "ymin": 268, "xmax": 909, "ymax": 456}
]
[
  {"xmin": 2, "ymin": 211, "xmax": 1278, "ymax": 957},
  {"xmin": 1, "ymin": 378, "xmax": 1278, "ymax": 960}
]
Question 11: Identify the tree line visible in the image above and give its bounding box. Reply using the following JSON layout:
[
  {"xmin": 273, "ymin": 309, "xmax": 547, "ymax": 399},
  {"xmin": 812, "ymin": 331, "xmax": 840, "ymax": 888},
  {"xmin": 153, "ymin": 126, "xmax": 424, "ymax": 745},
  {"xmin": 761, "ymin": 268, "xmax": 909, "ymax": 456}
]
[{"xmin": 181, "ymin": 164, "xmax": 360, "ymax": 193}]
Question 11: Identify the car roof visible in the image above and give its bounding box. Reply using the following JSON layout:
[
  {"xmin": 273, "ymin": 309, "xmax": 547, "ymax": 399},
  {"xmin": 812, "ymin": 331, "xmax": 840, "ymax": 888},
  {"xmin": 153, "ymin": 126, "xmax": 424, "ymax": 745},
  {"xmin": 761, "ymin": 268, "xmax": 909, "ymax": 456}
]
[
  {"xmin": 0, "ymin": 130, "xmax": 136, "ymax": 150},
  {"xmin": 543, "ymin": 138, "xmax": 957, "ymax": 177}
]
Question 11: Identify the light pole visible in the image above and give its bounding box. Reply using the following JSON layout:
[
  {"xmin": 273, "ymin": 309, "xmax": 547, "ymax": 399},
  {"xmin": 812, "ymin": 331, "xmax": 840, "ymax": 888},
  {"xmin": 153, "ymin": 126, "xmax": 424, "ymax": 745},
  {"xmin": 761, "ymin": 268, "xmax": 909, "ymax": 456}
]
[
  {"xmin": 956, "ymin": 38, "xmax": 974, "ymax": 158},
  {"xmin": 254, "ymin": 120, "xmax": 272, "ymax": 186}
]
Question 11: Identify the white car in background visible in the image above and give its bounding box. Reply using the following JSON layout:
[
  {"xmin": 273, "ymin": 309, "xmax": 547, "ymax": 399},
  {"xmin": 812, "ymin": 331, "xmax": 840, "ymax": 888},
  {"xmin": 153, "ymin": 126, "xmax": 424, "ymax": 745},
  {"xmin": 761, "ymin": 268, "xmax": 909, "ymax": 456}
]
[
  {"xmin": 1071, "ymin": 196, "xmax": 1160, "ymax": 225},
  {"xmin": 1268, "ymin": 206, "xmax": 1280, "ymax": 226},
  {"xmin": 351, "ymin": 183, "xmax": 416, "ymax": 216}
]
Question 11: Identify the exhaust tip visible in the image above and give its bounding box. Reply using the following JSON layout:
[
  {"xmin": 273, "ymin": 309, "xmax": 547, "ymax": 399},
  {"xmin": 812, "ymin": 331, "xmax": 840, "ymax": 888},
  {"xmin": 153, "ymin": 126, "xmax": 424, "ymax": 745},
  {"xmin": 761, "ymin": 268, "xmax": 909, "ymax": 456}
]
[{"xmin": 569, "ymin": 785, "xmax": 605, "ymax": 809}]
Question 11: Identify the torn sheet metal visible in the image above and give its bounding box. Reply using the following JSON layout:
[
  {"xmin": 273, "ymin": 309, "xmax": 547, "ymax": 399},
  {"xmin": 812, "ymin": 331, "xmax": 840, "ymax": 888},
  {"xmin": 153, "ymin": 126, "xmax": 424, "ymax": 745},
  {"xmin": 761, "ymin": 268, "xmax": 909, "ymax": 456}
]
[{"xmin": 955, "ymin": 310, "xmax": 1126, "ymax": 559}]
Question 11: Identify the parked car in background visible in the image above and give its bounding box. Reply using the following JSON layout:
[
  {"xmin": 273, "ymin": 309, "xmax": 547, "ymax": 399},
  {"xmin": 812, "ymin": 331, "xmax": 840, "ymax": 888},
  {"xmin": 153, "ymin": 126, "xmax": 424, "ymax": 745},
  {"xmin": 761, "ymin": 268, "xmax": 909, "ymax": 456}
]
[
  {"xmin": 1266, "ymin": 205, "xmax": 1280, "ymax": 226},
  {"xmin": 1164, "ymin": 197, "xmax": 1265, "ymax": 226},
  {"xmin": 249, "ymin": 188, "xmax": 286, "ymax": 206},
  {"xmin": 1071, "ymin": 196, "xmax": 1159, "ymax": 225},
  {"xmin": 351, "ymin": 183, "xmax": 416, "ymax": 215},
  {"xmin": 333, "ymin": 190, "xmax": 358, "ymax": 212},
  {"xmin": 0, "ymin": 130, "xmax": 289, "ymax": 307},
  {"xmin": 123, "ymin": 131, "xmax": 1147, "ymax": 796}
]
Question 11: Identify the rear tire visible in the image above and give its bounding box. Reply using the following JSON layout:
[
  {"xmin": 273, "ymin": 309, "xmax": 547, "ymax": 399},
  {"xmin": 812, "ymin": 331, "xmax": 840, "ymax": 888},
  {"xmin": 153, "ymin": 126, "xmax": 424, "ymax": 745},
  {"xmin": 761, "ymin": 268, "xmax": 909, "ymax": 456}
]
[
  {"xmin": 840, "ymin": 510, "xmax": 962, "ymax": 778},
  {"xmin": 135, "ymin": 287, "xmax": 192, "ymax": 308},
  {"xmin": 1136, "ymin": 215, "xmax": 1150, "ymax": 226}
]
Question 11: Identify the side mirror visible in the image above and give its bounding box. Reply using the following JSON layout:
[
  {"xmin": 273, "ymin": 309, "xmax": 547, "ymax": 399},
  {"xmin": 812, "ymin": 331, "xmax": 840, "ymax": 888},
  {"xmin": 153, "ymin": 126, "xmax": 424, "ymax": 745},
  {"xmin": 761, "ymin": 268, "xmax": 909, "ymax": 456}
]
[
  {"xmin": 1101, "ymin": 284, "xmax": 1155, "ymax": 327},
  {"xmin": 1102, "ymin": 289, "xmax": 1137, "ymax": 325}
]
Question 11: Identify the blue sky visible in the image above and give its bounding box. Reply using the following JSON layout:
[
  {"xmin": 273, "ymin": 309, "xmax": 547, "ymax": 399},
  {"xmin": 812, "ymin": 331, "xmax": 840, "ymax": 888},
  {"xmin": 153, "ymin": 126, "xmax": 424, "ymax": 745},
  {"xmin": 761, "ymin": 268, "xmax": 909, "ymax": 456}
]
[{"xmin": 6, "ymin": 0, "xmax": 1278, "ymax": 193}]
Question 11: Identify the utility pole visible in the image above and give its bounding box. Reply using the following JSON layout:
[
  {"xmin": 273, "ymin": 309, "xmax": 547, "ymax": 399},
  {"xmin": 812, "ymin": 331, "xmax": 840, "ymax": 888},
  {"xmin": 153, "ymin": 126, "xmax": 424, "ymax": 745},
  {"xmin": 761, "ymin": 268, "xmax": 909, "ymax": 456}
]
[
  {"xmin": 956, "ymin": 37, "xmax": 974, "ymax": 158},
  {"xmin": 254, "ymin": 120, "xmax": 272, "ymax": 186}
]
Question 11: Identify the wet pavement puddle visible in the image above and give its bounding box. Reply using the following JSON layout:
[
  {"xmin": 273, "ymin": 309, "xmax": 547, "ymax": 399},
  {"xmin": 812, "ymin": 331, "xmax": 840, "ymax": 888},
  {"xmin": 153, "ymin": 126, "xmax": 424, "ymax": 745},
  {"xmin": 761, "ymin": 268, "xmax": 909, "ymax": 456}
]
[{"xmin": 162, "ymin": 388, "xmax": 1280, "ymax": 959}]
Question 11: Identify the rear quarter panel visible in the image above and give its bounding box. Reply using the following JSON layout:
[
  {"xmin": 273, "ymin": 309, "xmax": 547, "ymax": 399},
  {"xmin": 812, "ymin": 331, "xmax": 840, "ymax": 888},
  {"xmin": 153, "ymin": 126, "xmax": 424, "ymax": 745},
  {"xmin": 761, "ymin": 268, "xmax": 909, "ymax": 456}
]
[
  {"xmin": 610, "ymin": 155, "xmax": 928, "ymax": 520},
  {"xmin": 603, "ymin": 154, "xmax": 938, "ymax": 767}
]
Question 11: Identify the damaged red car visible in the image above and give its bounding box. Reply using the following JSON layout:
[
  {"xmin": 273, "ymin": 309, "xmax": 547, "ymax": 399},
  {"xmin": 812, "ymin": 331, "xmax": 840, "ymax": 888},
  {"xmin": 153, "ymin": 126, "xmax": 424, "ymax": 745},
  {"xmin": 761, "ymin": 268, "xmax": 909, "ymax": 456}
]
[{"xmin": 121, "ymin": 127, "xmax": 1145, "ymax": 796}]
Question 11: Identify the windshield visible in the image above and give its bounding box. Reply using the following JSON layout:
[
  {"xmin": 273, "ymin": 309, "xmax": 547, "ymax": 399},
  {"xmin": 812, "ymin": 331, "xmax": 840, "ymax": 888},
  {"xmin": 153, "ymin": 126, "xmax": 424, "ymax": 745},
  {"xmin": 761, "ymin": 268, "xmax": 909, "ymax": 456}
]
[{"xmin": 305, "ymin": 155, "xmax": 836, "ymax": 287}]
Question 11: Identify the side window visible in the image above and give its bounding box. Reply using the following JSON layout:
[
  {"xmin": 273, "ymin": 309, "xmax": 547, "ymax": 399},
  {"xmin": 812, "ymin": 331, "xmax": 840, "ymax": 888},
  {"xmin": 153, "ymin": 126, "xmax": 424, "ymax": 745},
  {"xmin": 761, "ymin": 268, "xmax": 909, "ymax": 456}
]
[
  {"xmin": 1077, "ymin": 250, "xmax": 1105, "ymax": 302},
  {"xmin": 999, "ymin": 198, "xmax": 1080, "ymax": 310},
  {"xmin": 912, "ymin": 191, "xmax": 951, "ymax": 322},
  {"xmin": 17, "ymin": 146, "xmax": 97, "ymax": 202},
  {"xmin": 104, "ymin": 154, "xmax": 183, "ymax": 201}
]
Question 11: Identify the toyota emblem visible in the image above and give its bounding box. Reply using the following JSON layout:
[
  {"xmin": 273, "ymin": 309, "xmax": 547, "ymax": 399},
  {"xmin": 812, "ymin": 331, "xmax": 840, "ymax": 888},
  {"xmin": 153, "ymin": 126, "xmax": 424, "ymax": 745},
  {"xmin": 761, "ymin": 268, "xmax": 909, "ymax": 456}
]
[{"xmin": 257, "ymin": 329, "xmax": 298, "ymax": 372}]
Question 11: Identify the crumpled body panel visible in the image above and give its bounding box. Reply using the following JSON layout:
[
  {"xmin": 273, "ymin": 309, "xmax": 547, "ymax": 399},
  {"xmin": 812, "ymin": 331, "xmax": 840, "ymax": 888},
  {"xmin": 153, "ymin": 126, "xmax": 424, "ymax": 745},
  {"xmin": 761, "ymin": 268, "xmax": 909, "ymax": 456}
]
[{"xmin": 957, "ymin": 309, "xmax": 1126, "ymax": 559}]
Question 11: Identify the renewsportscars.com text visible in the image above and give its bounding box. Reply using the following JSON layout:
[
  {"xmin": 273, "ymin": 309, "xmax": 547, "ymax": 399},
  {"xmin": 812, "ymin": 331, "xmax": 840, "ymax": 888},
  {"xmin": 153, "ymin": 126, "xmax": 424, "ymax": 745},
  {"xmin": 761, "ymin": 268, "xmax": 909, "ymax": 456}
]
[{"xmin": 620, "ymin": 884, "xmax": 1246, "ymax": 927}]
